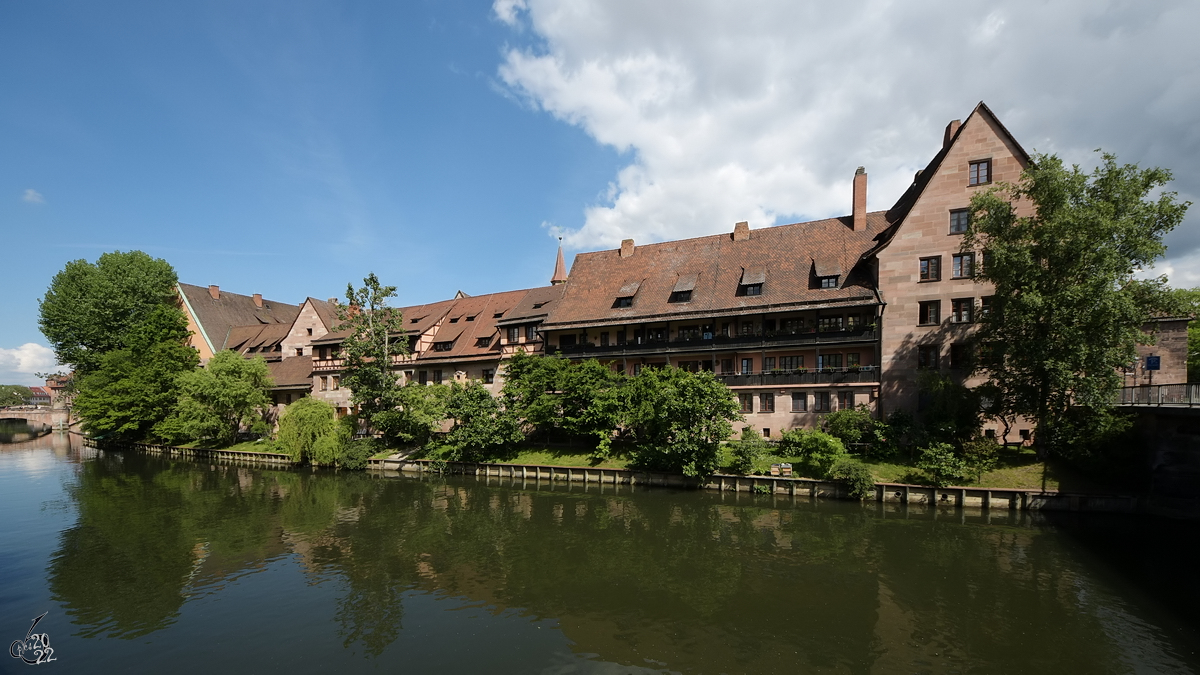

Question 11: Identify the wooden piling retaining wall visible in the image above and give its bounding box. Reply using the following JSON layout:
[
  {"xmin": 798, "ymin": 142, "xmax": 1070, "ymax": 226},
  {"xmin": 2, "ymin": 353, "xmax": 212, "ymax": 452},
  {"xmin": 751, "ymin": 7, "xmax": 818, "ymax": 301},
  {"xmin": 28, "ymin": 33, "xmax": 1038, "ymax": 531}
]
[
  {"xmin": 371, "ymin": 457, "xmax": 1143, "ymax": 514},
  {"xmin": 79, "ymin": 437, "xmax": 1150, "ymax": 515}
]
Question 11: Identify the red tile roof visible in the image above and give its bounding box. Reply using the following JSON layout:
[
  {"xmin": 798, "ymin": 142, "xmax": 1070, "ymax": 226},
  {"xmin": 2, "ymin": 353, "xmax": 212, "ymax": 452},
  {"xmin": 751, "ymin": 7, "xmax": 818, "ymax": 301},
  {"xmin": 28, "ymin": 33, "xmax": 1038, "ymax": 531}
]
[{"xmin": 542, "ymin": 214, "xmax": 888, "ymax": 330}]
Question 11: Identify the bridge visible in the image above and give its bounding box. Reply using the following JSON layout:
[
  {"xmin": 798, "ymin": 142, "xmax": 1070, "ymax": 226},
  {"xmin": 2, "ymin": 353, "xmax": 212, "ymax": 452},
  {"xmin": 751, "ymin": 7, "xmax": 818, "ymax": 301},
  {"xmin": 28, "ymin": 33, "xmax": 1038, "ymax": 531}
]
[
  {"xmin": 1118, "ymin": 384, "xmax": 1200, "ymax": 408},
  {"xmin": 0, "ymin": 407, "xmax": 76, "ymax": 429}
]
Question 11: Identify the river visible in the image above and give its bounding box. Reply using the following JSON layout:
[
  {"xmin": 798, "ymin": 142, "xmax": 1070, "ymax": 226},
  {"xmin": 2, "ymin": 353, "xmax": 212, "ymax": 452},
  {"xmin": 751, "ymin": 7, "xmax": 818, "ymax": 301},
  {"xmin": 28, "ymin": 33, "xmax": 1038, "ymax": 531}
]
[{"xmin": 2, "ymin": 427, "xmax": 1199, "ymax": 674}]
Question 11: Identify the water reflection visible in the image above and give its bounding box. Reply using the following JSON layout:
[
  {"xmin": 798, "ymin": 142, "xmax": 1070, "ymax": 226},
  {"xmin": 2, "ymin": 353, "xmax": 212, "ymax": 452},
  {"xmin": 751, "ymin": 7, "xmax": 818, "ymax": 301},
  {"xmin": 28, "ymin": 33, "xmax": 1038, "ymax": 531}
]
[{"xmin": 43, "ymin": 451, "xmax": 1200, "ymax": 674}]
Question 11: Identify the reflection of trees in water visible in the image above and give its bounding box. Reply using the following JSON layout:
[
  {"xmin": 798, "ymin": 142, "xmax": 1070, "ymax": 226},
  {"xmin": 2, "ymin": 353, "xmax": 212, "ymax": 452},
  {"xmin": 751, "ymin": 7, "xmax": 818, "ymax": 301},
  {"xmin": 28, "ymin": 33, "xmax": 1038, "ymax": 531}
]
[{"xmin": 47, "ymin": 455, "xmax": 1189, "ymax": 672}]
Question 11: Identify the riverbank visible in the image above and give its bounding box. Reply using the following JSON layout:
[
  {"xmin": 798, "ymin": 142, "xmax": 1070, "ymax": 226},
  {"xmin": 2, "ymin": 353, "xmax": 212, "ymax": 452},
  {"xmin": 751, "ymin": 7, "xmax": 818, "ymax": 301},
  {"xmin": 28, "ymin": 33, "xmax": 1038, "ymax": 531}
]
[{"xmin": 84, "ymin": 437, "xmax": 1195, "ymax": 518}]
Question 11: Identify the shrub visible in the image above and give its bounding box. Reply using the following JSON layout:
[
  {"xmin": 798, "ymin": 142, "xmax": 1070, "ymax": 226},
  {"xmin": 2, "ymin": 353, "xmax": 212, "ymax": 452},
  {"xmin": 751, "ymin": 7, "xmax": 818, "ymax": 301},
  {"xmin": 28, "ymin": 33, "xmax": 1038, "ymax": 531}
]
[
  {"xmin": 729, "ymin": 427, "xmax": 770, "ymax": 475},
  {"xmin": 778, "ymin": 429, "xmax": 847, "ymax": 478},
  {"xmin": 961, "ymin": 437, "xmax": 1001, "ymax": 481},
  {"xmin": 822, "ymin": 405, "xmax": 875, "ymax": 446},
  {"xmin": 827, "ymin": 458, "xmax": 876, "ymax": 500},
  {"xmin": 917, "ymin": 442, "xmax": 969, "ymax": 487}
]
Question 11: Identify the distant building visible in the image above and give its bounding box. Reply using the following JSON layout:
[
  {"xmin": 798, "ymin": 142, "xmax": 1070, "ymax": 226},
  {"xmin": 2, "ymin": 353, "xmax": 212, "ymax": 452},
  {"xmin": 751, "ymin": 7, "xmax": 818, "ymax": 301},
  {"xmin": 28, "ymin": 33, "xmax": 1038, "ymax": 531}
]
[{"xmin": 25, "ymin": 387, "xmax": 51, "ymax": 406}]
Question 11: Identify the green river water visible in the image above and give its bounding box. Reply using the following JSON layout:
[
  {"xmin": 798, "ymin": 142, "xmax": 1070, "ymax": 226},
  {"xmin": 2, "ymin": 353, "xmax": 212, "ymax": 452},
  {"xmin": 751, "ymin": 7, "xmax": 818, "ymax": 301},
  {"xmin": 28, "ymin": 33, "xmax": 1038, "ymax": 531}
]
[{"xmin": 1, "ymin": 427, "xmax": 1198, "ymax": 674}]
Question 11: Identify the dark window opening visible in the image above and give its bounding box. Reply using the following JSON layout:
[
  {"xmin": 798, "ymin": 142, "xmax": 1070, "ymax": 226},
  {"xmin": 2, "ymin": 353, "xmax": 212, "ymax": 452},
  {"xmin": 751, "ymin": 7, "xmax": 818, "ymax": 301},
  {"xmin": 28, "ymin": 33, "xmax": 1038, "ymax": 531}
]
[
  {"xmin": 818, "ymin": 316, "xmax": 843, "ymax": 332},
  {"xmin": 951, "ymin": 298, "xmax": 974, "ymax": 323},
  {"xmin": 559, "ymin": 334, "xmax": 577, "ymax": 347},
  {"xmin": 920, "ymin": 256, "xmax": 941, "ymax": 281},
  {"xmin": 760, "ymin": 393, "xmax": 775, "ymax": 413},
  {"xmin": 919, "ymin": 301, "xmax": 941, "ymax": 326},
  {"xmin": 739, "ymin": 393, "xmax": 754, "ymax": 413},
  {"xmin": 969, "ymin": 159, "xmax": 992, "ymax": 186},
  {"xmin": 791, "ymin": 393, "xmax": 806, "ymax": 412},
  {"xmin": 813, "ymin": 392, "xmax": 831, "ymax": 413},
  {"xmin": 449, "ymin": 317, "xmax": 459, "ymax": 323},
  {"xmin": 837, "ymin": 391, "xmax": 853, "ymax": 411},
  {"xmin": 482, "ymin": 369, "xmax": 495, "ymax": 384},
  {"xmin": 741, "ymin": 358, "xmax": 753, "ymax": 375},
  {"xmin": 525, "ymin": 325, "xmax": 537, "ymax": 341},
  {"xmin": 952, "ymin": 253, "xmax": 975, "ymax": 279},
  {"xmin": 918, "ymin": 345, "xmax": 940, "ymax": 369},
  {"xmin": 466, "ymin": 315, "xmax": 476, "ymax": 322},
  {"xmin": 433, "ymin": 370, "xmax": 443, "ymax": 385},
  {"xmin": 738, "ymin": 283, "xmax": 763, "ymax": 296},
  {"xmin": 669, "ymin": 290, "xmax": 692, "ymax": 303},
  {"xmin": 614, "ymin": 296, "xmax": 634, "ymax": 308},
  {"xmin": 418, "ymin": 371, "xmax": 428, "ymax": 385},
  {"xmin": 533, "ymin": 302, "xmax": 548, "ymax": 309},
  {"xmin": 434, "ymin": 341, "xmax": 454, "ymax": 352},
  {"xmin": 600, "ymin": 332, "xmax": 610, "ymax": 347},
  {"xmin": 617, "ymin": 330, "xmax": 627, "ymax": 345},
  {"xmin": 950, "ymin": 209, "xmax": 969, "ymax": 234},
  {"xmin": 819, "ymin": 276, "xmax": 839, "ymax": 289},
  {"xmin": 950, "ymin": 343, "xmax": 972, "ymax": 369},
  {"xmin": 507, "ymin": 326, "xmax": 520, "ymax": 343},
  {"xmin": 475, "ymin": 337, "xmax": 492, "ymax": 348},
  {"xmin": 493, "ymin": 312, "xmax": 504, "ymax": 318}
]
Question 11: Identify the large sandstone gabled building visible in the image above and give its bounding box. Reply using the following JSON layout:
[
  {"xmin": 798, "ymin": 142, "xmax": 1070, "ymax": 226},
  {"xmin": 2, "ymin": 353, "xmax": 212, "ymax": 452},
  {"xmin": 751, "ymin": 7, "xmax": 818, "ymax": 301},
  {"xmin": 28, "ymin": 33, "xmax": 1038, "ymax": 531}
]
[
  {"xmin": 538, "ymin": 102, "xmax": 1189, "ymax": 438},
  {"xmin": 178, "ymin": 102, "xmax": 1189, "ymax": 438}
]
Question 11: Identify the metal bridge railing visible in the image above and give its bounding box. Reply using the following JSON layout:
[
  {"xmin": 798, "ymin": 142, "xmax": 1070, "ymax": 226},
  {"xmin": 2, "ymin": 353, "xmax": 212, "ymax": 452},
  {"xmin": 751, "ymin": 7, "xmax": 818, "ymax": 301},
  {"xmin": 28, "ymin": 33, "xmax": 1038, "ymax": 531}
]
[{"xmin": 1118, "ymin": 384, "xmax": 1200, "ymax": 406}]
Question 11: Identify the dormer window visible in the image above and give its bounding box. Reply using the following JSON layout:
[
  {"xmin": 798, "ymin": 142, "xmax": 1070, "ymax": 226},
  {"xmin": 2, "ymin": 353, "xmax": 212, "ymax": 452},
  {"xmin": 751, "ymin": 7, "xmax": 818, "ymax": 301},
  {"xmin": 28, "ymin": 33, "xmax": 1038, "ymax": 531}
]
[
  {"xmin": 466, "ymin": 315, "xmax": 476, "ymax": 322},
  {"xmin": 475, "ymin": 336, "xmax": 492, "ymax": 348},
  {"xmin": 532, "ymin": 302, "xmax": 548, "ymax": 309},
  {"xmin": 433, "ymin": 341, "xmax": 454, "ymax": 352},
  {"xmin": 449, "ymin": 317, "xmax": 459, "ymax": 324},
  {"xmin": 670, "ymin": 274, "xmax": 697, "ymax": 303},
  {"xmin": 493, "ymin": 312, "xmax": 504, "ymax": 318},
  {"xmin": 737, "ymin": 268, "xmax": 765, "ymax": 296},
  {"xmin": 819, "ymin": 276, "xmax": 839, "ymax": 289},
  {"xmin": 613, "ymin": 280, "xmax": 640, "ymax": 309}
]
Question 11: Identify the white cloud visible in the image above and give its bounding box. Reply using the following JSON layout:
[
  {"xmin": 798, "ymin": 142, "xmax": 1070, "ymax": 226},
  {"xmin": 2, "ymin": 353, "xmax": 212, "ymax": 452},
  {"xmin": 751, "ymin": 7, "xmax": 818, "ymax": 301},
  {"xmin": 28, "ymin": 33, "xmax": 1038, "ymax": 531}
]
[
  {"xmin": 0, "ymin": 344, "xmax": 58, "ymax": 384},
  {"xmin": 22, "ymin": 188, "xmax": 44, "ymax": 204},
  {"xmin": 494, "ymin": 0, "xmax": 1200, "ymax": 284},
  {"xmin": 492, "ymin": 0, "xmax": 527, "ymax": 26}
]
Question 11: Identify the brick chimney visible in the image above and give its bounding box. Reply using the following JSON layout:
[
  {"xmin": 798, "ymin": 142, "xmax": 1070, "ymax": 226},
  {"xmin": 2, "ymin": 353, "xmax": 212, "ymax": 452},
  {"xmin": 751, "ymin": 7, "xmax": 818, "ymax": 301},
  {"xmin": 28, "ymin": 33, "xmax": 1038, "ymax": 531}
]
[
  {"xmin": 852, "ymin": 167, "xmax": 867, "ymax": 231},
  {"xmin": 944, "ymin": 119, "xmax": 961, "ymax": 148},
  {"xmin": 252, "ymin": 293, "xmax": 263, "ymax": 308},
  {"xmin": 208, "ymin": 285, "xmax": 220, "ymax": 300},
  {"xmin": 733, "ymin": 221, "xmax": 750, "ymax": 241},
  {"xmin": 620, "ymin": 238, "xmax": 635, "ymax": 258}
]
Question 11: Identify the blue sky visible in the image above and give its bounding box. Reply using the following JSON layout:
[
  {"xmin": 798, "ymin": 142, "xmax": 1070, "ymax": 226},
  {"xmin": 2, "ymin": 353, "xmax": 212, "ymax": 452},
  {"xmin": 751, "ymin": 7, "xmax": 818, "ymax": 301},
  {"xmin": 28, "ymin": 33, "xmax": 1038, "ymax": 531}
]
[{"xmin": 3, "ymin": 0, "xmax": 1199, "ymax": 384}]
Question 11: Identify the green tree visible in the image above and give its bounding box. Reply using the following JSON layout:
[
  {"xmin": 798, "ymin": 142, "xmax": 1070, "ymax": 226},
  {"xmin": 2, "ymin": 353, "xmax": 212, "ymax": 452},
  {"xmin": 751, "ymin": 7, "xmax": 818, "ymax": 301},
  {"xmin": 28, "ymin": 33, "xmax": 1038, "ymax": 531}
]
[
  {"xmin": 1169, "ymin": 287, "xmax": 1200, "ymax": 382},
  {"xmin": 72, "ymin": 305, "xmax": 199, "ymax": 442},
  {"xmin": 155, "ymin": 350, "xmax": 273, "ymax": 446},
  {"xmin": 822, "ymin": 404, "xmax": 880, "ymax": 448},
  {"xmin": 336, "ymin": 274, "xmax": 408, "ymax": 444},
  {"xmin": 499, "ymin": 352, "xmax": 625, "ymax": 453},
  {"xmin": 728, "ymin": 426, "xmax": 770, "ymax": 475},
  {"xmin": 437, "ymin": 381, "xmax": 524, "ymax": 462},
  {"xmin": 965, "ymin": 152, "xmax": 1189, "ymax": 457},
  {"xmin": 277, "ymin": 397, "xmax": 341, "ymax": 463},
  {"xmin": 0, "ymin": 385, "xmax": 33, "ymax": 406},
  {"xmin": 624, "ymin": 366, "xmax": 742, "ymax": 479},
  {"xmin": 373, "ymin": 383, "xmax": 450, "ymax": 448},
  {"xmin": 917, "ymin": 442, "xmax": 969, "ymax": 487},
  {"xmin": 499, "ymin": 350, "xmax": 571, "ymax": 432},
  {"xmin": 39, "ymin": 250, "xmax": 180, "ymax": 375},
  {"xmin": 917, "ymin": 371, "xmax": 982, "ymax": 448}
]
